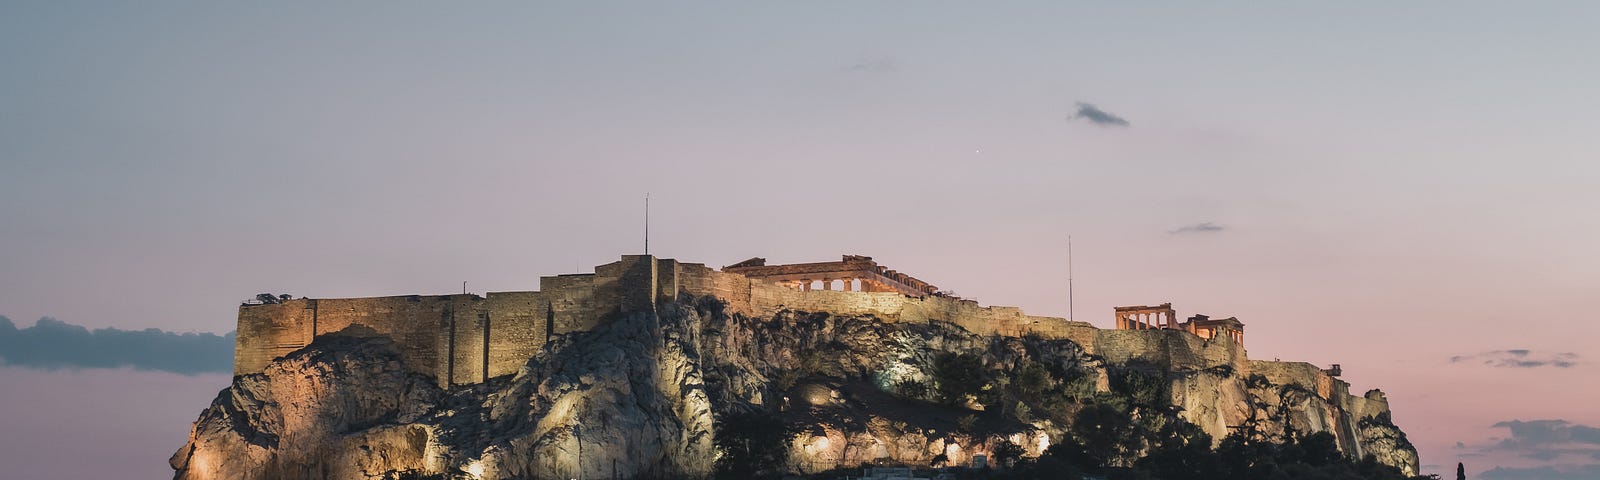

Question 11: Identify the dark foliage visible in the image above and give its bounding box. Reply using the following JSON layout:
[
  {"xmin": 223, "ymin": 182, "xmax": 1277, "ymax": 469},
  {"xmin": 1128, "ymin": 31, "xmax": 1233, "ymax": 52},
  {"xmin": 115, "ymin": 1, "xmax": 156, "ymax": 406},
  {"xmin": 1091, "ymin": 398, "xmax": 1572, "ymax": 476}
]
[
  {"xmin": 992, "ymin": 439, "xmax": 1025, "ymax": 468},
  {"xmin": 1109, "ymin": 367, "xmax": 1170, "ymax": 408},
  {"xmin": 932, "ymin": 352, "xmax": 987, "ymax": 406},
  {"xmin": 1071, "ymin": 402, "xmax": 1142, "ymax": 468},
  {"xmin": 714, "ymin": 410, "xmax": 797, "ymax": 479}
]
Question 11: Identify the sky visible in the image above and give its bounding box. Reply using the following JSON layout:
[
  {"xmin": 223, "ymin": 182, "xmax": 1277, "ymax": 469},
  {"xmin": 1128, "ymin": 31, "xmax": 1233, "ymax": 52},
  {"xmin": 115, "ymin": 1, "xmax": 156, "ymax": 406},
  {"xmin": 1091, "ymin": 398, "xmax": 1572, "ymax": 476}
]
[{"xmin": 2, "ymin": 2, "xmax": 1598, "ymax": 478}]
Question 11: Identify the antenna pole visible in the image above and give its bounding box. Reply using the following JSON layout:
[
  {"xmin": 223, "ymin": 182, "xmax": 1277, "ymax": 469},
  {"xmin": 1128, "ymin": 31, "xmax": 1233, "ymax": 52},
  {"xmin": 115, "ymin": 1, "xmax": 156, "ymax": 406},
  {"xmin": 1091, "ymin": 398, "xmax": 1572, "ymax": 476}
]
[
  {"xmin": 644, "ymin": 193, "xmax": 650, "ymax": 255},
  {"xmin": 463, "ymin": 281, "xmax": 467, "ymax": 295},
  {"xmin": 1068, "ymin": 235, "xmax": 1074, "ymax": 321}
]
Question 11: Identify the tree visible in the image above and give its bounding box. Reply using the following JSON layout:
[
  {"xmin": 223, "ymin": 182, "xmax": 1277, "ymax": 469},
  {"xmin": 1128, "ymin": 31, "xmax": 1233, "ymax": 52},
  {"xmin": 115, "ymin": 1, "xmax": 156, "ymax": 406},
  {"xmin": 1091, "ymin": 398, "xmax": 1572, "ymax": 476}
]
[
  {"xmin": 1071, "ymin": 402, "xmax": 1141, "ymax": 468},
  {"xmin": 1458, "ymin": 462, "xmax": 1466, "ymax": 480},
  {"xmin": 1110, "ymin": 367, "xmax": 1170, "ymax": 408},
  {"xmin": 713, "ymin": 410, "xmax": 797, "ymax": 479},
  {"xmin": 1138, "ymin": 421, "xmax": 1220, "ymax": 480},
  {"xmin": 932, "ymin": 352, "xmax": 986, "ymax": 406},
  {"xmin": 1298, "ymin": 431, "xmax": 1342, "ymax": 467},
  {"xmin": 992, "ymin": 439, "xmax": 1026, "ymax": 469},
  {"xmin": 1014, "ymin": 361, "xmax": 1053, "ymax": 399}
]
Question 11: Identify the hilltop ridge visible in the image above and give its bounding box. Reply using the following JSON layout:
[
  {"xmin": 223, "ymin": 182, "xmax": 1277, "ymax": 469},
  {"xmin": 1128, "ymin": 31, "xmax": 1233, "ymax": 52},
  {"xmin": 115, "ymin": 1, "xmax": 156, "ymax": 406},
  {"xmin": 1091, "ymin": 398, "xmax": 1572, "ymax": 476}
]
[{"xmin": 172, "ymin": 255, "xmax": 1419, "ymax": 479}]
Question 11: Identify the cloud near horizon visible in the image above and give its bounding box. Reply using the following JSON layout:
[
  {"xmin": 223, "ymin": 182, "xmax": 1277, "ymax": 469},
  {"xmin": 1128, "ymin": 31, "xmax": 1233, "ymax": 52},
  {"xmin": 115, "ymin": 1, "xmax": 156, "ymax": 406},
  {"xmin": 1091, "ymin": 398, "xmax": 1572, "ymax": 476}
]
[
  {"xmin": 1169, "ymin": 222, "xmax": 1226, "ymax": 235},
  {"xmin": 1470, "ymin": 420, "xmax": 1600, "ymax": 479},
  {"xmin": 1072, "ymin": 102, "xmax": 1130, "ymax": 127},
  {"xmin": 1482, "ymin": 465, "xmax": 1600, "ymax": 480},
  {"xmin": 0, "ymin": 316, "xmax": 233, "ymax": 375},
  {"xmin": 1451, "ymin": 350, "xmax": 1579, "ymax": 369}
]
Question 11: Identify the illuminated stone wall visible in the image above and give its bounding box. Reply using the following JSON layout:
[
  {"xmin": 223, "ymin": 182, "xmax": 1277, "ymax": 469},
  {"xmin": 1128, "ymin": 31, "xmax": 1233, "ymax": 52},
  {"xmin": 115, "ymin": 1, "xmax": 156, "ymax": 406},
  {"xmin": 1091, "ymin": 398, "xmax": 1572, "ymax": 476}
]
[
  {"xmin": 234, "ymin": 255, "xmax": 670, "ymax": 387},
  {"xmin": 483, "ymin": 291, "xmax": 548, "ymax": 379},
  {"xmin": 1094, "ymin": 328, "xmax": 1248, "ymax": 373},
  {"xmin": 235, "ymin": 254, "xmax": 1200, "ymax": 388}
]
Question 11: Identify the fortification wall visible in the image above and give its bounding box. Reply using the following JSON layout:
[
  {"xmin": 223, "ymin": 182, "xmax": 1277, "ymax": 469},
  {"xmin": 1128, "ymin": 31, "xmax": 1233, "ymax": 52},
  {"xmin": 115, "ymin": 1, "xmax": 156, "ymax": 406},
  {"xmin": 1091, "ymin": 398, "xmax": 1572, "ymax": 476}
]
[
  {"xmin": 1249, "ymin": 360, "xmax": 1336, "ymax": 399},
  {"xmin": 539, "ymin": 274, "xmax": 606, "ymax": 336},
  {"xmin": 234, "ymin": 301, "xmax": 315, "ymax": 376},
  {"xmin": 484, "ymin": 291, "xmax": 548, "ymax": 379},
  {"xmin": 679, "ymin": 269, "xmax": 1098, "ymax": 346},
  {"xmin": 1094, "ymin": 329, "xmax": 1248, "ymax": 373},
  {"xmin": 449, "ymin": 297, "xmax": 489, "ymax": 386},
  {"xmin": 310, "ymin": 296, "xmax": 458, "ymax": 383},
  {"xmin": 235, "ymin": 256, "xmax": 672, "ymax": 387},
  {"xmin": 677, "ymin": 262, "xmax": 750, "ymax": 311},
  {"xmin": 235, "ymin": 255, "xmax": 1227, "ymax": 390},
  {"xmin": 1344, "ymin": 389, "xmax": 1392, "ymax": 423}
]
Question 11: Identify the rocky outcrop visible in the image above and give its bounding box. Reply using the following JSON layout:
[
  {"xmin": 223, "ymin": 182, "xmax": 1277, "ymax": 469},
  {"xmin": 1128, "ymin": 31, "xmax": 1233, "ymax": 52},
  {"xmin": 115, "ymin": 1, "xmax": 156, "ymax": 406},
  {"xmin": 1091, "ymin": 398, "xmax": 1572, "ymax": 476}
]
[
  {"xmin": 173, "ymin": 296, "xmax": 1418, "ymax": 479},
  {"xmin": 169, "ymin": 334, "xmax": 443, "ymax": 480}
]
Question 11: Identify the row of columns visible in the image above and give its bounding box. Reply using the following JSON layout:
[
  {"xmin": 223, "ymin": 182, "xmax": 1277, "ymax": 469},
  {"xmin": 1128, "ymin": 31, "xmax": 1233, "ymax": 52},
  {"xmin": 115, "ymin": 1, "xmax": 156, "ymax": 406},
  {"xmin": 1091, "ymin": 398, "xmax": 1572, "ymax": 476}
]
[
  {"xmin": 789, "ymin": 278, "xmax": 866, "ymax": 292},
  {"xmin": 1213, "ymin": 327, "xmax": 1243, "ymax": 343},
  {"xmin": 1192, "ymin": 326, "xmax": 1244, "ymax": 343},
  {"xmin": 1116, "ymin": 311, "xmax": 1178, "ymax": 330}
]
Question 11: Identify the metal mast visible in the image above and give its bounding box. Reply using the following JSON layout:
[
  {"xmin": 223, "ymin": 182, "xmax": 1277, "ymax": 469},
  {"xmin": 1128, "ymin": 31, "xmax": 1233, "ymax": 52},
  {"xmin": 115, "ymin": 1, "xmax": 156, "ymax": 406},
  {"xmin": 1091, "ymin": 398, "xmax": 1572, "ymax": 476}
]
[
  {"xmin": 1068, "ymin": 235, "xmax": 1075, "ymax": 321},
  {"xmin": 644, "ymin": 193, "xmax": 650, "ymax": 255}
]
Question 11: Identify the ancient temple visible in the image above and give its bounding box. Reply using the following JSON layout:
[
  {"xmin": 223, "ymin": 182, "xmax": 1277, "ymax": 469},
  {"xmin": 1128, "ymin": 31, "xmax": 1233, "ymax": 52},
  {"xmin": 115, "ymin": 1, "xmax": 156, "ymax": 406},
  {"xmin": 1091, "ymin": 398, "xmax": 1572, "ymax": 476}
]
[
  {"xmin": 1114, "ymin": 302, "xmax": 1245, "ymax": 344},
  {"xmin": 722, "ymin": 255, "xmax": 942, "ymax": 297}
]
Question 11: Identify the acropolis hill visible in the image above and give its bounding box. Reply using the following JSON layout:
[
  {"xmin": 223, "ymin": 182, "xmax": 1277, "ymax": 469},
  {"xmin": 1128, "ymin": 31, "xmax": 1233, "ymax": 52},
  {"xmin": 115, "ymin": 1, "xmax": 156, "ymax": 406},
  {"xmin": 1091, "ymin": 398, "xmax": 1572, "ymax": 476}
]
[{"xmin": 185, "ymin": 254, "xmax": 1419, "ymax": 480}]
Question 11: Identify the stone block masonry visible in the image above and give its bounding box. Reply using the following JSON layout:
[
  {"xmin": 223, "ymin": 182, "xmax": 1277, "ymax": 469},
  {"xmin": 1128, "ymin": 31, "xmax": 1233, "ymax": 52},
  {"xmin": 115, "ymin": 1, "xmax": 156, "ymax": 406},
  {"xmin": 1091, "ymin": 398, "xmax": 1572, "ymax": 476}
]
[
  {"xmin": 233, "ymin": 254, "xmax": 1236, "ymax": 388},
  {"xmin": 236, "ymin": 255, "xmax": 684, "ymax": 387}
]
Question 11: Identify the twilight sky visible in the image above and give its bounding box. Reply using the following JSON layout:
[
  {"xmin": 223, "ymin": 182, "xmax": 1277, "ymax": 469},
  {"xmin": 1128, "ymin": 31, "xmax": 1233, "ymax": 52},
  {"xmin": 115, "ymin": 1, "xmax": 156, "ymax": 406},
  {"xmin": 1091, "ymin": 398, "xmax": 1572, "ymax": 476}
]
[{"xmin": 2, "ymin": 2, "xmax": 1598, "ymax": 479}]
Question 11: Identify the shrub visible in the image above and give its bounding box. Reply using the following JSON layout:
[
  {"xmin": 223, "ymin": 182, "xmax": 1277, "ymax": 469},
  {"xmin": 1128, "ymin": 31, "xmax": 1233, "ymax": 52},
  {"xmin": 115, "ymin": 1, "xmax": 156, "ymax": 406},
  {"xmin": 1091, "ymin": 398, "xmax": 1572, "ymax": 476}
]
[{"xmin": 891, "ymin": 378, "xmax": 929, "ymax": 400}]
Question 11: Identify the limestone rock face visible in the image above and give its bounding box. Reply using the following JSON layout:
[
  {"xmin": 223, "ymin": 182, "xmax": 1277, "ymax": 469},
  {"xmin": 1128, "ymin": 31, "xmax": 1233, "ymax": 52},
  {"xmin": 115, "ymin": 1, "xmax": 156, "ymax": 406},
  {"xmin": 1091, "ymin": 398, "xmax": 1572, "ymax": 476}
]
[
  {"xmin": 473, "ymin": 305, "xmax": 717, "ymax": 479},
  {"xmin": 174, "ymin": 308, "xmax": 718, "ymax": 480},
  {"xmin": 173, "ymin": 296, "xmax": 1418, "ymax": 479},
  {"xmin": 169, "ymin": 335, "xmax": 443, "ymax": 480}
]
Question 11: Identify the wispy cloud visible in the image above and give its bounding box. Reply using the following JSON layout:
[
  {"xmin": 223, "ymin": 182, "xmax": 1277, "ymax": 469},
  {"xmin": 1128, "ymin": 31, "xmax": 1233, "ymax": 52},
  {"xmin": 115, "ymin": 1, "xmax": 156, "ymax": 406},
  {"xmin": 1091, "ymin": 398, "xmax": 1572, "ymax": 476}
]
[
  {"xmin": 1450, "ymin": 350, "xmax": 1580, "ymax": 369},
  {"xmin": 1072, "ymin": 102, "xmax": 1130, "ymax": 127},
  {"xmin": 0, "ymin": 316, "xmax": 233, "ymax": 375},
  {"xmin": 1169, "ymin": 222, "xmax": 1226, "ymax": 235}
]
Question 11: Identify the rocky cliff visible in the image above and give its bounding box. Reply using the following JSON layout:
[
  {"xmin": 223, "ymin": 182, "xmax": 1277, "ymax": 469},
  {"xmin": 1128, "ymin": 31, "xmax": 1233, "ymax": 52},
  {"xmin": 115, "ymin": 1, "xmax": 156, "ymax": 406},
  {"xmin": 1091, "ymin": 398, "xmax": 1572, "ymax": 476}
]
[{"xmin": 172, "ymin": 296, "xmax": 1418, "ymax": 479}]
